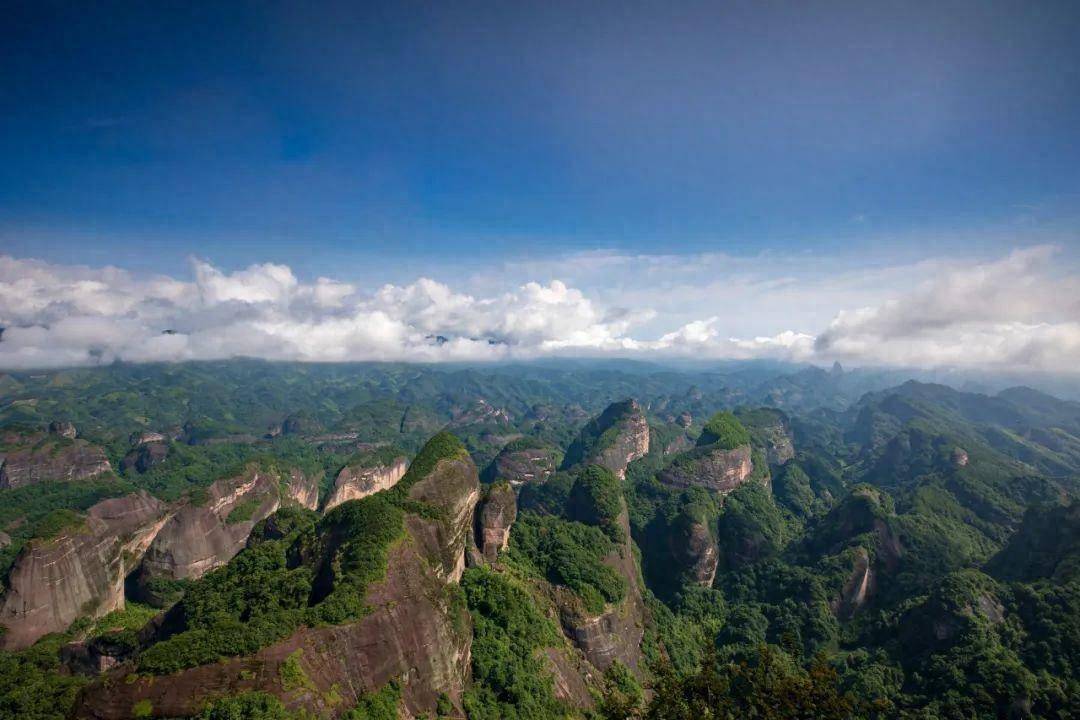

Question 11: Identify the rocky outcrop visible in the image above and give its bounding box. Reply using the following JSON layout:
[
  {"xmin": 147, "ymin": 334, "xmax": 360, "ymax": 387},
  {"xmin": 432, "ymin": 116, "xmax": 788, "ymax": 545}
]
[
  {"xmin": 404, "ymin": 453, "xmax": 482, "ymax": 584},
  {"xmin": 135, "ymin": 465, "xmax": 316, "ymax": 597},
  {"xmin": 831, "ymin": 547, "xmax": 875, "ymax": 618},
  {"xmin": 541, "ymin": 647, "xmax": 597, "ymax": 709},
  {"xmin": 471, "ymin": 483, "xmax": 517, "ymax": 564},
  {"xmin": 323, "ymin": 456, "xmax": 408, "ymax": 512},
  {"xmin": 679, "ymin": 519, "xmax": 718, "ymax": 587},
  {"xmin": 753, "ymin": 416, "xmax": 795, "ymax": 465},
  {"xmin": 952, "ymin": 447, "xmax": 969, "ymax": 468},
  {"xmin": 120, "ymin": 441, "xmax": 168, "ymax": 473},
  {"xmin": 75, "ymin": 438, "xmax": 480, "ymax": 719},
  {"xmin": 563, "ymin": 400, "xmax": 650, "ymax": 480},
  {"xmin": 557, "ymin": 507, "xmax": 646, "ymax": 675},
  {"xmin": 488, "ymin": 441, "xmax": 560, "ymax": 486},
  {"xmin": 659, "ymin": 444, "xmax": 754, "ymax": 493},
  {"xmin": 0, "ymin": 437, "xmax": 112, "ymax": 489},
  {"xmin": 48, "ymin": 421, "xmax": 77, "ymax": 439},
  {"xmin": 676, "ymin": 412, "xmax": 692, "ymax": 429},
  {"xmin": 76, "ymin": 537, "xmax": 473, "ymax": 719},
  {"xmin": 0, "ymin": 492, "xmax": 167, "ymax": 649},
  {"xmin": 284, "ymin": 467, "xmax": 319, "ymax": 511}
]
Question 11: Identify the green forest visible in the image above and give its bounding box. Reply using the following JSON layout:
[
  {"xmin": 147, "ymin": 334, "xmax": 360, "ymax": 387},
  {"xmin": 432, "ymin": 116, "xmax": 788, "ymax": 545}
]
[{"xmin": 0, "ymin": 361, "xmax": 1077, "ymax": 719}]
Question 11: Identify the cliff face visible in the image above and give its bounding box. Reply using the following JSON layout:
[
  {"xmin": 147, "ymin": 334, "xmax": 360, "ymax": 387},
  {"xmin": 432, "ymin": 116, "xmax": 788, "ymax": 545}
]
[
  {"xmin": 756, "ymin": 418, "xmax": 795, "ymax": 466},
  {"xmin": 679, "ymin": 518, "xmax": 718, "ymax": 587},
  {"xmin": 120, "ymin": 441, "xmax": 168, "ymax": 473},
  {"xmin": 0, "ymin": 492, "xmax": 167, "ymax": 649},
  {"xmin": 564, "ymin": 400, "xmax": 650, "ymax": 480},
  {"xmin": 75, "ymin": 442, "xmax": 480, "ymax": 720},
  {"xmin": 557, "ymin": 507, "xmax": 647, "ymax": 674},
  {"xmin": 323, "ymin": 456, "xmax": 408, "ymax": 512},
  {"xmin": 285, "ymin": 467, "xmax": 320, "ymax": 511},
  {"xmin": 135, "ymin": 465, "xmax": 314, "ymax": 594},
  {"xmin": 831, "ymin": 547, "xmax": 875, "ymax": 618},
  {"xmin": 472, "ymin": 482, "xmax": 517, "ymax": 564},
  {"xmin": 405, "ymin": 455, "xmax": 482, "ymax": 584},
  {"xmin": 0, "ymin": 437, "xmax": 111, "ymax": 489},
  {"xmin": 489, "ymin": 443, "xmax": 559, "ymax": 486},
  {"xmin": 659, "ymin": 444, "xmax": 754, "ymax": 493}
]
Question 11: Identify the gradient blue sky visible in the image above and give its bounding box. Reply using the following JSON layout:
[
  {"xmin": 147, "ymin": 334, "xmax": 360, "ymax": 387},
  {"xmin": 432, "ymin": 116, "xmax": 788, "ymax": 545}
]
[{"xmin": 3, "ymin": 0, "xmax": 1079, "ymax": 278}]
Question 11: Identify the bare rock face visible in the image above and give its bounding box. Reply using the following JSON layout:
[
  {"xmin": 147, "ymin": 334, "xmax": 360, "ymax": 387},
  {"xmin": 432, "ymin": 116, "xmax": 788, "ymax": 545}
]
[
  {"xmin": 676, "ymin": 412, "xmax": 692, "ymax": 429},
  {"xmin": 48, "ymin": 421, "xmax": 77, "ymax": 439},
  {"xmin": 541, "ymin": 647, "xmax": 598, "ymax": 709},
  {"xmin": 405, "ymin": 454, "xmax": 482, "ymax": 584},
  {"xmin": 659, "ymin": 444, "xmax": 754, "ymax": 494},
  {"xmin": 952, "ymin": 447, "xmax": 969, "ymax": 468},
  {"xmin": 489, "ymin": 441, "xmax": 560, "ymax": 486},
  {"xmin": 0, "ymin": 437, "xmax": 112, "ymax": 489},
  {"xmin": 120, "ymin": 441, "xmax": 168, "ymax": 473},
  {"xmin": 831, "ymin": 547, "xmax": 875, "ymax": 618},
  {"xmin": 0, "ymin": 491, "xmax": 168, "ymax": 649},
  {"xmin": 680, "ymin": 519, "xmax": 718, "ymax": 587},
  {"xmin": 75, "ymin": 441, "xmax": 480, "ymax": 720},
  {"xmin": 558, "ymin": 508, "xmax": 647, "ymax": 675},
  {"xmin": 472, "ymin": 482, "xmax": 517, "ymax": 564},
  {"xmin": 76, "ymin": 538, "xmax": 474, "ymax": 720},
  {"xmin": 323, "ymin": 456, "xmax": 408, "ymax": 512},
  {"xmin": 757, "ymin": 418, "xmax": 795, "ymax": 466},
  {"xmin": 564, "ymin": 400, "xmax": 650, "ymax": 480},
  {"xmin": 135, "ymin": 466, "xmax": 287, "ymax": 595},
  {"xmin": 284, "ymin": 467, "xmax": 320, "ymax": 511}
]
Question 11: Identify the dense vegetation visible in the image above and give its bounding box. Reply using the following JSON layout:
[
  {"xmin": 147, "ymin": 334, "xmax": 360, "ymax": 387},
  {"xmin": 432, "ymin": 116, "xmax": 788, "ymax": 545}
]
[{"xmin": 1, "ymin": 362, "xmax": 1080, "ymax": 718}]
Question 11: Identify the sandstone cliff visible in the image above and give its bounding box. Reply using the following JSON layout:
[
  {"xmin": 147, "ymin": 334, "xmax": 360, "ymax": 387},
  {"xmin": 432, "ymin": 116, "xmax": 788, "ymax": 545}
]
[
  {"xmin": 659, "ymin": 443, "xmax": 754, "ymax": 493},
  {"xmin": 563, "ymin": 399, "xmax": 650, "ymax": 480},
  {"xmin": 0, "ymin": 435, "xmax": 111, "ymax": 489},
  {"xmin": 75, "ymin": 433, "xmax": 480, "ymax": 719},
  {"xmin": 324, "ymin": 455, "xmax": 408, "ymax": 512},
  {"xmin": 487, "ymin": 439, "xmax": 560, "ymax": 486},
  {"xmin": 471, "ymin": 482, "xmax": 517, "ymax": 564},
  {"xmin": 0, "ymin": 492, "xmax": 167, "ymax": 649},
  {"xmin": 556, "ymin": 505, "xmax": 647, "ymax": 675},
  {"xmin": 135, "ymin": 464, "xmax": 318, "ymax": 599}
]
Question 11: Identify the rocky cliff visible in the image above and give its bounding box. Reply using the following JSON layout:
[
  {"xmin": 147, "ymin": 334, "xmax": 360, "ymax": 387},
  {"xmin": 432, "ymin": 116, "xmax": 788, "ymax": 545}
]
[
  {"xmin": 134, "ymin": 464, "xmax": 316, "ymax": 599},
  {"xmin": 488, "ymin": 439, "xmax": 560, "ymax": 486},
  {"xmin": 0, "ymin": 435, "xmax": 111, "ymax": 489},
  {"xmin": 323, "ymin": 455, "xmax": 408, "ymax": 512},
  {"xmin": 557, "ymin": 506, "xmax": 647, "ymax": 674},
  {"xmin": 659, "ymin": 444, "xmax": 754, "ymax": 493},
  {"xmin": 737, "ymin": 408, "xmax": 795, "ymax": 466},
  {"xmin": 0, "ymin": 492, "xmax": 167, "ymax": 649},
  {"xmin": 471, "ymin": 482, "xmax": 517, "ymax": 564},
  {"xmin": 75, "ymin": 434, "xmax": 480, "ymax": 719},
  {"xmin": 563, "ymin": 399, "xmax": 650, "ymax": 480}
]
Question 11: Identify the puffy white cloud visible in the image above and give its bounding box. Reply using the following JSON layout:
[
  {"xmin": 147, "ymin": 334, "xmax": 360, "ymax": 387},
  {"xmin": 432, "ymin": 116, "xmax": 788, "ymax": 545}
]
[
  {"xmin": 0, "ymin": 245, "xmax": 1076, "ymax": 372},
  {"xmin": 813, "ymin": 245, "xmax": 1080, "ymax": 373}
]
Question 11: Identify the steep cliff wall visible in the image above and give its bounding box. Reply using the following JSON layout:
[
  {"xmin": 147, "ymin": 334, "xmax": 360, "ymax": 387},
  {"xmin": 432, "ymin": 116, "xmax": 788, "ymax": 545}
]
[
  {"xmin": 0, "ymin": 492, "xmax": 167, "ymax": 649},
  {"xmin": 324, "ymin": 456, "xmax": 407, "ymax": 511}
]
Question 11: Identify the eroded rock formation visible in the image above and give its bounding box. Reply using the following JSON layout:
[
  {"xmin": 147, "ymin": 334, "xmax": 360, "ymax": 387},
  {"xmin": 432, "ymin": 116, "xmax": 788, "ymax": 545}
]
[
  {"xmin": 557, "ymin": 506, "xmax": 647, "ymax": 674},
  {"xmin": 135, "ymin": 465, "xmax": 318, "ymax": 598},
  {"xmin": 0, "ymin": 436, "xmax": 112, "ymax": 489},
  {"xmin": 659, "ymin": 444, "xmax": 754, "ymax": 493},
  {"xmin": 0, "ymin": 492, "xmax": 168, "ymax": 649},
  {"xmin": 564, "ymin": 400, "xmax": 650, "ymax": 480},
  {"xmin": 472, "ymin": 482, "xmax": 517, "ymax": 564},
  {"xmin": 489, "ymin": 441, "xmax": 560, "ymax": 486},
  {"xmin": 323, "ymin": 456, "xmax": 408, "ymax": 512},
  {"xmin": 75, "ymin": 441, "xmax": 481, "ymax": 720}
]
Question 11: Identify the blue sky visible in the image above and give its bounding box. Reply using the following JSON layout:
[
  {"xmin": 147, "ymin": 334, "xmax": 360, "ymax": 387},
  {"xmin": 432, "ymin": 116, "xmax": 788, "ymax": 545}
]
[
  {"xmin": 3, "ymin": 0, "xmax": 1079, "ymax": 276},
  {"xmin": 0, "ymin": 1, "xmax": 1078, "ymax": 372}
]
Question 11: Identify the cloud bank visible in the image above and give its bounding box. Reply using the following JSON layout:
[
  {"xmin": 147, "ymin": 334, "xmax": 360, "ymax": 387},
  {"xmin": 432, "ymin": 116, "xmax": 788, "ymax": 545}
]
[{"xmin": 0, "ymin": 245, "xmax": 1076, "ymax": 373}]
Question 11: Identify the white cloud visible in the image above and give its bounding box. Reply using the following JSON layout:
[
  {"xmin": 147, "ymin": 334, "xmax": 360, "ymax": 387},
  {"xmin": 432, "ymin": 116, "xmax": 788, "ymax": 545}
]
[{"xmin": 0, "ymin": 245, "xmax": 1076, "ymax": 372}]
